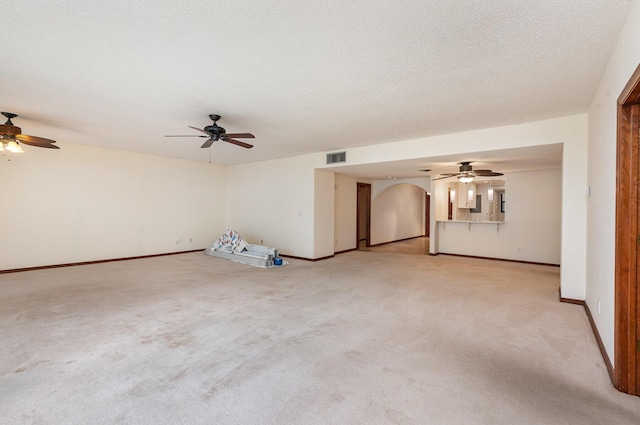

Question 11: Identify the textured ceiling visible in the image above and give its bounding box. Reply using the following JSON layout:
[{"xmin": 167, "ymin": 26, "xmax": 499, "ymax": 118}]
[
  {"xmin": 1, "ymin": 1, "xmax": 631, "ymax": 169},
  {"xmin": 329, "ymin": 144, "xmax": 564, "ymax": 181}
]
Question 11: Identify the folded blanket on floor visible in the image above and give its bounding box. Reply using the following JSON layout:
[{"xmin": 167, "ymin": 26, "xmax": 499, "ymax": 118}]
[{"xmin": 210, "ymin": 229, "xmax": 250, "ymax": 253}]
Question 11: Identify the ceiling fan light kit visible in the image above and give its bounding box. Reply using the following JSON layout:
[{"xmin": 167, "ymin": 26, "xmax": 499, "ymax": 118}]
[
  {"xmin": 165, "ymin": 114, "xmax": 255, "ymax": 150},
  {"xmin": 0, "ymin": 136, "xmax": 24, "ymax": 153},
  {"xmin": 0, "ymin": 112, "xmax": 60, "ymax": 157}
]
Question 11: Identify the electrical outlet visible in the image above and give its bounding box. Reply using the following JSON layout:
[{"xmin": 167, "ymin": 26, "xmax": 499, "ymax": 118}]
[
  {"xmin": 189, "ymin": 238, "xmax": 193, "ymax": 243},
  {"xmin": 260, "ymin": 239, "xmax": 264, "ymax": 245},
  {"xmin": 175, "ymin": 238, "xmax": 181, "ymax": 245}
]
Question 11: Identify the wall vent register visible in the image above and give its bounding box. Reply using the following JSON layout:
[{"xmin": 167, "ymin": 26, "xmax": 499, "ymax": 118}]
[{"xmin": 326, "ymin": 151, "xmax": 346, "ymax": 164}]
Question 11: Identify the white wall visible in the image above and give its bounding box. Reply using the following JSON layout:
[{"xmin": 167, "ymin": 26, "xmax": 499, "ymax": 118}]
[
  {"xmin": 372, "ymin": 177, "xmax": 430, "ymax": 198},
  {"xmin": 437, "ymin": 169, "xmax": 562, "ymax": 264},
  {"xmin": 0, "ymin": 142, "xmax": 227, "ymax": 270},
  {"xmin": 586, "ymin": 1, "xmax": 640, "ymax": 366},
  {"xmin": 559, "ymin": 119, "xmax": 588, "ymax": 301},
  {"xmin": 371, "ymin": 183, "xmax": 425, "ymax": 245},
  {"xmin": 226, "ymin": 155, "xmax": 318, "ymax": 258},
  {"xmin": 319, "ymin": 115, "xmax": 587, "ymax": 299},
  {"xmin": 333, "ymin": 176, "xmax": 429, "ymax": 251},
  {"xmin": 314, "ymin": 170, "xmax": 335, "ymax": 258},
  {"xmin": 322, "ymin": 116, "xmax": 584, "ymax": 169},
  {"xmin": 434, "ymin": 181, "xmax": 451, "ymax": 221},
  {"xmin": 3, "ymin": 114, "xmax": 586, "ymax": 291},
  {"xmin": 333, "ymin": 173, "xmax": 358, "ymax": 252}
]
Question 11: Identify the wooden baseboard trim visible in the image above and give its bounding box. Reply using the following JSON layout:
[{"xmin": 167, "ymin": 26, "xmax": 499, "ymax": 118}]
[
  {"xmin": 438, "ymin": 252, "xmax": 560, "ymax": 267},
  {"xmin": 335, "ymin": 248, "xmax": 358, "ymax": 255},
  {"xmin": 583, "ymin": 302, "xmax": 615, "ymax": 385},
  {"xmin": 559, "ymin": 297, "xmax": 584, "ymax": 305},
  {"xmin": 0, "ymin": 249, "xmax": 204, "ymax": 274},
  {"xmin": 560, "ymin": 297, "xmax": 615, "ymax": 385},
  {"xmin": 279, "ymin": 254, "xmax": 335, "ymax": 262},
  {"xmin": 368, "ymin": 235, "xmax": 425, "ymax": 248}
]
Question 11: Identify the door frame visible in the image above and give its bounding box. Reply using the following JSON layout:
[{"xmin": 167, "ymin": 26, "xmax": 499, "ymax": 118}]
[
  {"xmin": 615, "ymin": 63, "xmax": 640, "ymax": 395},
  {"xmin": 357, "ymin": 182, "xmax": 371, "ymax": 248},
  {"xmin": 425, "ymin": 193, "xmax": 431, "ymax": 237}
]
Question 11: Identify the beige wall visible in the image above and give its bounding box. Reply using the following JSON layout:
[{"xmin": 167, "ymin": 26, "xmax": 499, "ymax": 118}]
[
  {"xmin": 314, "ymin": 170, "xmax": 335, "ymax": 258},
  {"xmin": 333, "ymin": 177, "xmax": 427, "ymax": 252},
  {"xmin": 333, "ymin": 173, "xmax": 358, "ymax": 252},
  {"xmin": 586, "ymin": 0, "xmax": 640, "ymax": 366},
  {"xmin": 322, "ymin": 114, "xmax": 586, "ymax": 297},
  {"xmin": 3, "ymin": 115, "xmax": 586, "ymax": 287},
  {"xmin": 370, "ymin": 183, "xmax": 425, "ymax": 245},
  {"xmin": 226, "ymin": 154, "xmax": 318, "ymax": 258},
  {"xmin": 436, "ymin": 169, "xmax": 562, "ymax": 264},
  {"xmin": 0, "ymin": 142, "xmax": 227, "ymax": 270}
]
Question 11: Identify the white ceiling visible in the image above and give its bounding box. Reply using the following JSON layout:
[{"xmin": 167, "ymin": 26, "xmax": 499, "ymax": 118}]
[
  {"xmin": 1, "ymin": 1, "xmax": 631, "ymax": 175},
  {"xmin": 326, "ymin": 144, "xmax": 564, "ymax": 181}
]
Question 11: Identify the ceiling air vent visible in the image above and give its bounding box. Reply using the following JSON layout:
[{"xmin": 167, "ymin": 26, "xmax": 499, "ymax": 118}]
[{"xmin": 326, "ymin": 151, "xmax": 346, "ymax": 164}]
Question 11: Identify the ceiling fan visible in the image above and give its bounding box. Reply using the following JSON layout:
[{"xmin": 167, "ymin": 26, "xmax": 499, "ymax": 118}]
[
  {"xmin": 433, "ymin": 161, "xmax": 503, "ymax": 183},
  {"xmin": 0, "ymin": 112, "xmax": 60, "ymax": 152},
  {"xmin": 165, "ymin": 114, "xmax": 255, "ymax": 149}
]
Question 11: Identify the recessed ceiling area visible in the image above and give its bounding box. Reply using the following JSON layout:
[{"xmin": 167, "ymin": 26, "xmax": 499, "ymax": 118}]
[
  {"xmin": 326, "ymin": 144, "xmax": 563, "ymax": 181},
  {"xmin": 0, "ymin": 1, "xmax": 631, "ymax": 165}
]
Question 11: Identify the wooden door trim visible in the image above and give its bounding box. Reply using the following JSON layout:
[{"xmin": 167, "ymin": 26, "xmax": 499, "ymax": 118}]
[
  {"xmin": 425, "ymin": 193, "xmax": 431, "ymax": 237},
  {"xmin": 618, "ymin": 63, "xmax": 640, "ymax": 104},
  {"xmin": 356, "ymin": 183, "xmax": 371, "ymax": 248},
  {"xmin": 615, "ymin": 63, "xmax": 640, "ymax": 395}
]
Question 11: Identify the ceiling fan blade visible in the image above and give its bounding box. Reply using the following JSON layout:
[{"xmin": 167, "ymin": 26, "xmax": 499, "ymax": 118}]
[
  {"xmin": 438, "ymin": 173, "xmax": 460, "ymax": 177},
  {"xmin": 16, "ymin": 140, "xmax": 59, "ymax": 149},
  {"xmin": 15, "ymin": 134, "xmax": 57, "ymax": 146},
  {"xmin": 200, "ymin": 138, "xmax": 215, "ymax": 148},
  {"xmin": 432, "ymin": 175, "xmax": 455, "ymax": 181},
  {"xmin": 224, "ymin": 138, "xmax": 253, "ymax": 149},
  {"xmin": 224, "ymin": 133, "xmax": 255, "ymax": 139},
  {"xmin": 164, "ymin": 135, "xmax": 208, "ymax": 138},
  {"xmin": 188, "ymin": 126, "xmax": 212, "ymax": 136},
  {"xmin": 477, "ymin": 172, "xmax": 504, "ymax": 177},
  {"xmin": 472, "ymin": 170, "xmax": 493, "ymax": 174},
  {"xmin": 35, "ymin": 143, "xmax": 60, "ymax": 149}
]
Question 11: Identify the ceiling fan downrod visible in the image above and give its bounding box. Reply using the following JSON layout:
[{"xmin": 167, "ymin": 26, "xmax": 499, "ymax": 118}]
[{"xmin": 2, "ymin": 112, "xmax": 18, "ymax": 126}]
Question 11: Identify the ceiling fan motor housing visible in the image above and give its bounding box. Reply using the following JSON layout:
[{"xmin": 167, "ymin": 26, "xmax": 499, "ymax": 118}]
[
  {"xmin": 204, "ymin": 114, "xmax": 225, "ymax": 140},
  {"xmin": 459, "ymin": 161, "xmax": 473, "ymax": 172},
  {"xmin": 0, "ymin": 124, "xmax": 21, "ymax": 136},
  {"xmin": 203, "ymin": 124, "xmax": 225, "ymax": 137}
]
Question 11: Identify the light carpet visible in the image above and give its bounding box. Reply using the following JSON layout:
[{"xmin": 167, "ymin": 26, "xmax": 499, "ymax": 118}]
[{"xmin": 1, "ymin": 251, "xmax": 639, "ymax": 424}]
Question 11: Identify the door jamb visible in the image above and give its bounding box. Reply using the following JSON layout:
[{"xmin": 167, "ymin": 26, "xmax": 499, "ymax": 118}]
[
  {"xmin": 615, "ymin": 62, "xmax": 640, "ymax": 395},
  {"xmin": 425, "ymin": 193, "xmax": 431, "ymax": 237},
  {"xmin": 357, "ymin": 183, "xmax": 371, "ymax": 248}
]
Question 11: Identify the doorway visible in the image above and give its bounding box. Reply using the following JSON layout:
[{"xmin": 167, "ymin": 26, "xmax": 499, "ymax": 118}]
[
  {"xmin": 425, "ymin": 193, "xmax": 431, "ymax": 237},
  {"xmin": 495, "ymin": 189, "xmax": 506, "ymax": 222},
  {"xmin": 615, "ymin": 63, "xmax": 640, "ymax": 395},
  {"xmin": 357, "ymin": 183, "xmax": 371, "ymax": 249}
]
